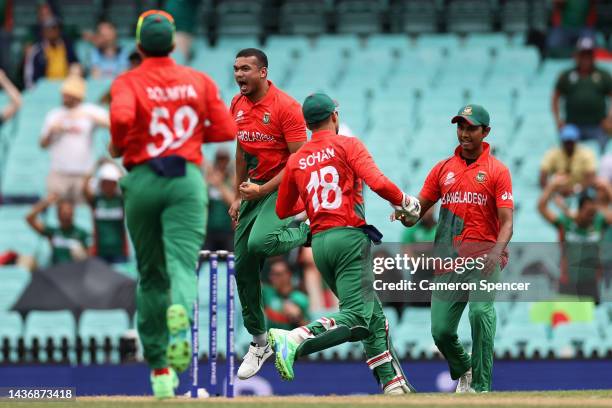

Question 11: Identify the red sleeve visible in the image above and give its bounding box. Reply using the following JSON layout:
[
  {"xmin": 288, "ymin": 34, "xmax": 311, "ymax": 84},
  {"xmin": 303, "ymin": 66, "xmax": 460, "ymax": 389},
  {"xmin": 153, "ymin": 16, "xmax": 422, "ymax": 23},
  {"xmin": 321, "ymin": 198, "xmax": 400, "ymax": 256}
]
[
  {"xmin": 202, "ymin": 76, "xmax": 236, "ymax": 143},
  {"xmin": 280, "ymin": 100, "xmax": 307, "ymax": 143},
  {"xmin": 420, "ymin": 162, "xmax": 443, "ymax": 202},
  {"xmin": 276, "ymin": 163, "xmax": 304, "ymax": 218},
  {"xmin": 346, "ymin": 139, "xmax": 403, "ymax": 206},
  {"xmin": 110, "ymin": 75, "xmax": 135, "ymax": 150},
  {"xmin": 495, "ymin": 166, "xmax": 514, "ymax": 209}
]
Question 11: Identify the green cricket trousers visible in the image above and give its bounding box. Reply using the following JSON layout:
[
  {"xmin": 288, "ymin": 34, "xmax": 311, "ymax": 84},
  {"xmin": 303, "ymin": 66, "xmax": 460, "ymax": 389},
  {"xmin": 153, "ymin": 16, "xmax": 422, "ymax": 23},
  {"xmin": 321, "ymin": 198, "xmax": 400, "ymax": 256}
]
[
  {"xmin": 430, "ymin": 267, "xmax": 500, "ymax": 392},
  {"xmin": 120, "ymin": 163, "xmax": 206, "ymax": 369},
  {"xmin": 234, "ymin": 190, "xmax": 309, "ymax": 336},
  {"xmin": 306, "ymin": 227, "xmax": 406, "ymax": 388}
]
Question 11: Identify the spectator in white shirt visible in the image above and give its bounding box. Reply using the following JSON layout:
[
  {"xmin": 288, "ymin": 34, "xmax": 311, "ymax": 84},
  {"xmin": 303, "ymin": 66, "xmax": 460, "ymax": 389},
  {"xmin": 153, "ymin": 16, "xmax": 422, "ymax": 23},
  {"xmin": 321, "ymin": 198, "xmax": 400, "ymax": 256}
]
[{"xmin": 40, "ymin": 75, "xmax": 109, "ymax": 202}]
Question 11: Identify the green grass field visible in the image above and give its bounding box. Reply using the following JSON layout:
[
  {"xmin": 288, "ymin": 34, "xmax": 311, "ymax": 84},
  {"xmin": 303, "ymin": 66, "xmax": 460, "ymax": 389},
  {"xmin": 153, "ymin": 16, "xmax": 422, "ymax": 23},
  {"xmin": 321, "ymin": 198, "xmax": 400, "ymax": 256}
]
[{"xmin": 0, "ymin": 391, "xmax": 611, "ymax": 408}]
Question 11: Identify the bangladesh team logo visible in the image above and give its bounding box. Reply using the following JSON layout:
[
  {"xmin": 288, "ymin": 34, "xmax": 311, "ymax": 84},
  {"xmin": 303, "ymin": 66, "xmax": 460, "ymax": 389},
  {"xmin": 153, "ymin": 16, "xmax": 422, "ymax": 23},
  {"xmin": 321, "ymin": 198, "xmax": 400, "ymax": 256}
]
[
  {"xmin": 475, "ymin": 171, "xmax": 486, "ymax": 183},
  {"xmin": 461, "ymin": 106, "xmax": 473, "ymax": 116},
  {"xmin": 263, "ymin": 112, "xmax": 271, "ymax": 124}
]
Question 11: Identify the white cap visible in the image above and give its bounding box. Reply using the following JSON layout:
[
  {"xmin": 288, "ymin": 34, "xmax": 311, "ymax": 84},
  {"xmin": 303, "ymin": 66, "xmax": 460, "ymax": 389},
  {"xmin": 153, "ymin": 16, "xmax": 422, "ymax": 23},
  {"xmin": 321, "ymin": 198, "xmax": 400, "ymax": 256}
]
[{"xmin": 98, "ymin": 163, "xmax": 122, "ymax": 181}]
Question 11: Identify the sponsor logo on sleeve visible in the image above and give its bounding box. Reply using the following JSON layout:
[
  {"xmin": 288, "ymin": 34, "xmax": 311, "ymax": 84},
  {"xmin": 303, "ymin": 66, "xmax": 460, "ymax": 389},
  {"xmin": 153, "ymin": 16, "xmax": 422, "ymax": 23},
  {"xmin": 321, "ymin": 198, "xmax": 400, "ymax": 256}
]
[{"xmin": 444, "ymin": 172, "xmax": 456, "ymax": 186}]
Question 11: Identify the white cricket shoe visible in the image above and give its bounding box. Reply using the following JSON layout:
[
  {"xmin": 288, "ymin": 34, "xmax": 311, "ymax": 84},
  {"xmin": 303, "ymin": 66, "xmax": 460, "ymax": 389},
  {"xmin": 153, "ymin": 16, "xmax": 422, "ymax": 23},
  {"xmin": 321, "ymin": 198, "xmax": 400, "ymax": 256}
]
[
  {"xmin": 455, "ymin": 368, "xmax": 475, "ymax": 393},
  {"xmin": 237, "ymin": 342, "xmax": 273, "ymax": 380}
]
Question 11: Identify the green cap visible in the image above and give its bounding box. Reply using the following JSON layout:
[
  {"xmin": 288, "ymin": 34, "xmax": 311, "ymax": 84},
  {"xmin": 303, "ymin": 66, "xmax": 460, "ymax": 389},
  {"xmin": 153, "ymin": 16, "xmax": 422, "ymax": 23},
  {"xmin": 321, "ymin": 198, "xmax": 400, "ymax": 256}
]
[
  {"xmin": 136, "ymin": 10, "xmax": 175, "ymax": 55},
  {"xmin": 451, "ymin": 104, "xmax": 490, "ymax": 127},
  {"xmin": 302, "ymin": 93, "xmax": 338, "ymax": 125}
]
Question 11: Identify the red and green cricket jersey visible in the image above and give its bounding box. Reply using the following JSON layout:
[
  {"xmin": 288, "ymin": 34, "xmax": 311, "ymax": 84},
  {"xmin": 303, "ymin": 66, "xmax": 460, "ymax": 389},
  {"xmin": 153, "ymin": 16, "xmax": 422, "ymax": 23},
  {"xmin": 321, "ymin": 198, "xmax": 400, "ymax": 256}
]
[
  {"xmin": 420, "ymin": 142, "xmax": 513, "ymax": 257},
  {"xmin": 276, "ymin": 130, "xmax": 403, "ymax": 235},
  {"xmin": 110, "ymin": 57, "xmax": 236, "ymax": 168},
  {"xmin": 230, "ymin": 81, "xmax": 307, "ymax": 182}
]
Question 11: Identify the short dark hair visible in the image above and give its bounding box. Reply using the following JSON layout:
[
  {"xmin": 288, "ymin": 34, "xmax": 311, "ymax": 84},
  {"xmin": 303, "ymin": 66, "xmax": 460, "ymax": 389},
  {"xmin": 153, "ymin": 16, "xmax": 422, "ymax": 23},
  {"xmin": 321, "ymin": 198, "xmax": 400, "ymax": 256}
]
[
  {"xmin": 129, "ymin": 51, "xmax": 142, "ymax": 64},
  {"xmin": 268, "ymin": 257, "xmax": 291, "ymax": 273},
  {"xmin": 138, "ymin": 43, "xmax": 172, "ymax": 58},
  {"xmin": 236, "ymin": 48, "xmax": 268, "ymax": 68}
]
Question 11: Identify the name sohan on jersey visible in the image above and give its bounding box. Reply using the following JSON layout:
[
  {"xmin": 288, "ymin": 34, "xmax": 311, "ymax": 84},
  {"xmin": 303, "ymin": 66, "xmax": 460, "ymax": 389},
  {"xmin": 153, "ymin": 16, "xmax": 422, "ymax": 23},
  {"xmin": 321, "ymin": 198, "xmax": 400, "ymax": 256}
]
[{"xmin": 298, "ymin": 147, "xmax": 336, "ymax": 169}]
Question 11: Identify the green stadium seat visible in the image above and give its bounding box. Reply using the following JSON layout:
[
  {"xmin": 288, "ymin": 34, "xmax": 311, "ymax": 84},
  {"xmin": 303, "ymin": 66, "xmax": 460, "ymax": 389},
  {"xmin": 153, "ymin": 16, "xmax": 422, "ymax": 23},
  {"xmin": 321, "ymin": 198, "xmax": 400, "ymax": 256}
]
[
  {"xmin": 24, "ymin": 310, "xmax": 76, "ymax": 363},
  {"xmin": 0, "ymin": 266, "xmax": 31, "ymax": 311},
  {"xmin": 366, "ymin": 34, "xmax": 410, "ymax": 52},
  {"xmin": 216, "ymin": 1, "xmax": 264, "ymax": 36},
  {"xmin": 280, "ymin": 0, "xmax": 329, "ymax": 35},
  {"xmin": 336, "ymin": 1, "xmax": 385, "ymax": 34},
  {"xmin": 464, "ymin": 33, "xmax": 509, "ymax": 49},
  {"xmin": 390, "ymin": 1, "xmax": 438, "ymax": 34},
  {"xmin": 446, "ymin": 0, "xmax": 493, "ymax": 33},
  {"xmin": 0, "ymin": 311, "xmax": 23, "ymax": 362},
  {"xmin": 500, "ymin": 0, "xmax": 529, "ymax": 33},
  {"xmin": 79, "ymin": 309, "xmax": 130, "ymax": 345},
  {"xmin": 416, "ymin": 34, "xmax": 461, "ymax": 50},
  {"xmin": 496, "ymin": 323, "xmax": 550, "ymax": 358},
  {"xmin": 79, "ymin": 309, "xmax": 130, "ymax": 364}
]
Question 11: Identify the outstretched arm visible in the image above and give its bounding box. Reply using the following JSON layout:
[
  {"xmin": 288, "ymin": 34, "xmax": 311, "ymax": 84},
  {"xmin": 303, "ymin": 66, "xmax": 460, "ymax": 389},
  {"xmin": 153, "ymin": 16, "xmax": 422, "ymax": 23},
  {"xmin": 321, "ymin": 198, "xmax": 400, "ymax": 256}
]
[
  {"xmin": 26, "ymin": 194, "xmax": 58, "ymax": 236},
  {"xmin": 0, "ymin": 70, "xmax": 21, "ymax": 122},
  {"xmin": 538, "ymin": 177, "xmax": 563, "ymax": 225},
  {"xmin": 346, "ymin": 139, "xmax": 403, "ymax": 205}
]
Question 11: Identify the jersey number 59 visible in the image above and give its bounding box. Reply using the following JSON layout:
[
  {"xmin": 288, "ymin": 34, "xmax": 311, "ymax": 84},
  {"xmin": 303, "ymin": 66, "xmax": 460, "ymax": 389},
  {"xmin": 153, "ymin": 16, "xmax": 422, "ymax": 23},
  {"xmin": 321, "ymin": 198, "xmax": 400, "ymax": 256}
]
[
  {"xmin": 146, "ymin": 106, "xmax": 198, "ymax": 157},
  {"xmin": 306, "ymin": 166, "xmax": 342, "ymax": 212}
]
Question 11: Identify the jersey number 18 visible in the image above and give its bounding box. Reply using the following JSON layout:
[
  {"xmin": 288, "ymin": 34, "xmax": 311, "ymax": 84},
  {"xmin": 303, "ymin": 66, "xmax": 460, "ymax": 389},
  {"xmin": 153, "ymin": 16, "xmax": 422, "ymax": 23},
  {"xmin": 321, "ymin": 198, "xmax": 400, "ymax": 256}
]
[{"xmin": 306, "ymin": 165, "xmax": 342, "ymax": 212}]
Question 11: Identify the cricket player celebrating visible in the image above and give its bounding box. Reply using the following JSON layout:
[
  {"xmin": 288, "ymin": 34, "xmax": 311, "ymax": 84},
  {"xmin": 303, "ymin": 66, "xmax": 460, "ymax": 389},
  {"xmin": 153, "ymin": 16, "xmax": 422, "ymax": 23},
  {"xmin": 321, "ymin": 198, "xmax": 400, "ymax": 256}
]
[
  {"xmin": 269, "ymin": 93, "xmax": 420, "ymax": 394},
  {"xmin": 399, "ymin": 104, "xmax": 514, "ymax": 393},
  {"xmin": 228, "ymin": 48, "xmax": 311, "ymax": 379},
  {"xmin": 109, "ymin": 10, "xmax": 236, "ymax": 399}
]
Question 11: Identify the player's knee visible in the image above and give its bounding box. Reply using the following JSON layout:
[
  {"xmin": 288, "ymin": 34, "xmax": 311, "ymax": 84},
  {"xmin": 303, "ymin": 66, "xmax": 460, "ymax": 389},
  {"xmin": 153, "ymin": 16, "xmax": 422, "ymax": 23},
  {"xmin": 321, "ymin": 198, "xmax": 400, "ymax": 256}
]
[
  {"xmin": 431, "ymin": 323, "xmax": 456, "ymax": 344},
  {"xmin": 246, "ymin": 235, "xmax": 270, "ymax": 257},
  {"xmin": 343, "ymin": 310, "xmax": 368, "ymax": 329},
  {"xmin": 469, "ymin": 304, "xmax": 493, "ymax": 322}
]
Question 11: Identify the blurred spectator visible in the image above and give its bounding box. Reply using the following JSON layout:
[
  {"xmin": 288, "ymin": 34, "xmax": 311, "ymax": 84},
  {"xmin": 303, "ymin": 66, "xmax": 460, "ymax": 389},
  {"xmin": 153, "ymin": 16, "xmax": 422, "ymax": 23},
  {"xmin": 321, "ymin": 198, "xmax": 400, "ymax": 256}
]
[
  {"xmin": 552, "ymin": 37, "xmax": 612, "ymax": 153},
  {"xmin": 88, "ymin": 20, "xmax": 130, "ymax": 79},
  {"xmin": 164, "ymin": 0, "xmax": 199, "ymax": 62},
  {"xmin": 24, "ymin": 1, "xmax": 60, "ymax": 45},
  {"xmin": 99, "ymin": 51, "xmax": 142, "ymax": 105},
  {"xmin": 0, "ymin": 68, "xmax": 22, "ymax": 125},
  {"xmin": 204, "ymin": 148, "xmax": 235, "ymax": 251},
  {"xmin": 83, "ymin": 161, "xmax": 128, "ymax": 264},
  {"xmin": 600, "ymin": 152, "xmax": 612, "ymax": 184},
  {"xmin": 263, "ymin": 258, "xmax": 309, "ymax": 330},
  {"xmin": 547, "ymin": 0, "xmax": 596, "ymax": 57},
  {"xmin": 540, "ymin": 124, "xmax": 597, "ymax": 189},
  {"xmin": 26, "ymin": 194, "xmax": 89, "ymax": 265},
  {"xmin": 40, "ymin": 75, "xmax": 109, "ymax": 202},
  {"xmin": 23, "ymin": 16, "xmax": 80, "ymax": 88},
  {"xmin": 538, "ymin": 176, "xmax": 612, "ymax": 302}
]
